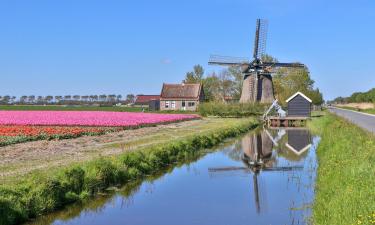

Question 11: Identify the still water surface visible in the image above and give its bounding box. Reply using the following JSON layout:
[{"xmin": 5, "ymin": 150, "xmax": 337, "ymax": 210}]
[{"xmin": 27, "ymin": 128, "xmax": 319, "ymax": 225}]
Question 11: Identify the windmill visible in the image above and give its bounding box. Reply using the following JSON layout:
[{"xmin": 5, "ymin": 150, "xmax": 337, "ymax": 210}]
[{"xmin": 208, "ymin": 19, "xmax": 306, "ymax": 103}]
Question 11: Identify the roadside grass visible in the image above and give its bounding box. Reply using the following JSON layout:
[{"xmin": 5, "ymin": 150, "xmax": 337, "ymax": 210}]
[
  {"xmin": 335, "ymin": 105, "xmax": 375, "ymax": 115},
  {"xmin": 309, "ymin": 112, "xmax": 375, "ymax": 225},
  {"xmin": 0, "ymin": 118, "xmax": 258, "ymax": 225}
]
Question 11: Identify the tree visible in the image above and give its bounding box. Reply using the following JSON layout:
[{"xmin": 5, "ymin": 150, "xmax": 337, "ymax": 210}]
[
  {"xmin": 28, "ymin": 95, "xmax": 35, "ymax": 104},
  {"xmin": 273, "ymin": 66, "xmax": 323, "ymax": 106},
  {"xmin": 116, "ymin": 95, "xmax": 122, "ymax": 102},
  {"xmin": 45, "ymin": 96, "xmax": 54, "ymax": 103},
  {"xmin": 55, "ymin": 96, "xmax": 62, "ymax": 103},
  {"xmin": 202, "ymin": 73, "xmax": 221, "ymax": 101},
  {"xmin": 108, "ymin": 94, "xmax": 116, "ymax": 102},
  {"xmin": 20, "ymin": 96, "xmax": 28, "ymax": 103},
  {"xmin": 126, "ymin": 94, "xmax": 135, "ymax": 103},
  {"xmin": 73, "ymin": 95, "xmax": 80, "ymax": 101},
  {"xmin": 184, "ymin": 65, "xmax": 204, "ymax": 83},
  {"xmin": 81, "ymin": 95, "xmax": 89, "ymax": 102},
  {"xmin": 37, "ymin": 96, "xmax": 44, "ymax": 103},
  {"xmin": 99, "ymin": 94, "xmax": 107, "ymax": 102},
  {"xmin": 228, "ymin": 67, "xmax": 243, "ymax": 100}
]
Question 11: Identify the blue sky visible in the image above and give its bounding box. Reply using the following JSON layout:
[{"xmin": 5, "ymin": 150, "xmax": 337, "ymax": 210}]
[{"xmin": 1, "ymin": 0, "xmax": 375, "ymax": 100}]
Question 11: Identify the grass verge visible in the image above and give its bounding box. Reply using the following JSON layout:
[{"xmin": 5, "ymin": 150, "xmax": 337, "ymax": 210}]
[
  {"xmin": 309, "ymin": 112, "xmax": 375, "ymax": 225},
  {"xmin": 0, "ymin": 118, "xmax": 258, "ymax": 225}
]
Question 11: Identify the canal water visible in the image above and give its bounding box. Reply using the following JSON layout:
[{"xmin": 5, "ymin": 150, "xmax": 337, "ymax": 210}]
[{"xmin": 27, "ymin": 128, "xmax": 320, "ymax": 225}]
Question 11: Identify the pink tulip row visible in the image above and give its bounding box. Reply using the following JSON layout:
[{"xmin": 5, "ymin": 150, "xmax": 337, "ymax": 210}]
[{"xmin": 0, "ymin": 111, "xmax": 200, "ymax": 127}]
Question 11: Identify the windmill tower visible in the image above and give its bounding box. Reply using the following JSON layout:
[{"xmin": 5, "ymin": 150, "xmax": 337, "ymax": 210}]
[{"xmin": 209, "ymin": 19, "xmax": 306, "ymax": 103}]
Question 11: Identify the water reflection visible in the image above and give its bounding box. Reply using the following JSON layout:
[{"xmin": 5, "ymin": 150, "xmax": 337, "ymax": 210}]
[
  {"xmin": 212, "ymin": 128, "xmax": 313, "ymax": 215},
  {"xmin": 26, "ymin": 128, "xmax": 318, "ymax": 225}
]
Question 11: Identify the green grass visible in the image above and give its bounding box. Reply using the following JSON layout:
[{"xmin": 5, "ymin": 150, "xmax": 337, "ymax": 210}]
[
  {"xmin": 0, "ymin": 118, "xmax": 258, "ymax": 225},
  {"xmin": 309, "ymin": 112, "xmax": 375, "ymax": 225}
]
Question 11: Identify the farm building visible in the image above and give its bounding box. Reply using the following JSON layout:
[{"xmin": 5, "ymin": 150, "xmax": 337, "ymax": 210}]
[
  {"xmin": 286, "ymin": 92, "xmax": 312, "ymax": 117},
  {"xmin": 134, "ymin": 95, "xmax": 160, "ymax": 107},
  {"xmin": 160, "ymin": 83, "xmax": 204, "ymax": 111}
]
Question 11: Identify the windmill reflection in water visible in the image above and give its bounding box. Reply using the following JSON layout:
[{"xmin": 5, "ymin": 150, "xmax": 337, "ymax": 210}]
[{"xmin": 208, "ymin": 128, "xmax": 312, "ymax": 213}]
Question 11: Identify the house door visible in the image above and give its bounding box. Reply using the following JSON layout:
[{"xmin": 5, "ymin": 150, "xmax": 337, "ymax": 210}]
[{"xmin": 182, "ymin": 101, "xmax": 186, "ymax": 110}]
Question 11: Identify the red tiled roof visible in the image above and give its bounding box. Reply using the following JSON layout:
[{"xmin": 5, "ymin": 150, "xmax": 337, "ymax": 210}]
[
  {"xmin": 160, "ymin": 83, "xmax": 202, "ymax": 99},
  {"xmin": 135, "ymin": 95, "xmax": 160, "ymax": 104}
]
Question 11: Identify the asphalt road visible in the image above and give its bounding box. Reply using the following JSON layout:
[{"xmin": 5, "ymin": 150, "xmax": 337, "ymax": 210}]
[{"xmin": 329, "ymin": 107, "xmax": 375, "ymax": 134}]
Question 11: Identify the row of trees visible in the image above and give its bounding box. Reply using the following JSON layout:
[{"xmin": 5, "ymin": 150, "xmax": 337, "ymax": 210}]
[
  {"xmin": 184, "ymin": 65, "xmax": 243, "ymax": 102},
  {"xmin": 0, "ymin": 94, "xmax": 137, "ymax": 105},
  {"xmin": 332, "ymin": 88, "xmax": 375, "ymax": 104},
  {"xmin": 184, "ymin": 55, "xmax": 324, "ymax": 105}
]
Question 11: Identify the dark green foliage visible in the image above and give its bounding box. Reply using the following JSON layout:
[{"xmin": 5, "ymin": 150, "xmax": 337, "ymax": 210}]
[
  {"xmin": 0, "ymin": 119, "xmax": 258, "ymax": 225},
  {"xmin": 198, "ymin": 102, "xmax": 265, "ymax": 117},
  {"xmin": 332, "ymin": 88, "xmax": 375, "ymax": 104},
  {"xmin": 62, "ymin": 167, "xmax": 85, "ymax": 194}
]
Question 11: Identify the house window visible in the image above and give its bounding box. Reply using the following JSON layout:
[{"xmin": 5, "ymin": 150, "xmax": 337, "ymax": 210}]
[
  {"xmin": 182, "ymin": 101, "xmax": 186, "ymax": 107},
  {"xmin": 165, "ymin": 101, "xmax": 170, "ymax": 108},
  {"xmin": 188, "ymin": 102, "xmax": 195, "ymax": 107},
  {"xmin": 171, "ymin": 101, "xmax": 176, "ymax": 109}
]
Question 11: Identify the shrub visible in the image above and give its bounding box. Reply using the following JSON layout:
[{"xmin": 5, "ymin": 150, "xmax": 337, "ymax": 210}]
[{"xmin": 198, "ymin": 102, "xmax": 266, "ymax": 117}]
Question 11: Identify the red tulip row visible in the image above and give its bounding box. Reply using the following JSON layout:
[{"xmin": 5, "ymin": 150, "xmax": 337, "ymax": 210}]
[{"xmin": 0, "ymin": 125, "xmax": 116, "ymax": 137}]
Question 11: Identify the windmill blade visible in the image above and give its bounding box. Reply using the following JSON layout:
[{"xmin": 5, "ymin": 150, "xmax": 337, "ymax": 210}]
[
  {"xmin": 262, "ymin": 62, "xmax": 305, "ymax": 68},
  {"xmin": 253, "ymin": 19, "xmax": 268, "ymax": 59},
  {"xmin": 261, "ymin": 166, "xmax": 303, "ymax": 172},
  {"xmin": 208, "ymin": 55, "xmax": 249, "ymax": 66},
  {"xmin": 208, "ymin": 166, "xmax": 248, "ymax": 172}
]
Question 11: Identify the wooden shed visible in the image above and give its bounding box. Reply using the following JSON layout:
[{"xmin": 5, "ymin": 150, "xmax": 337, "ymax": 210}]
[{"xmin": 286, "ymin": 92, "xmax": 312, "ymax": 117}]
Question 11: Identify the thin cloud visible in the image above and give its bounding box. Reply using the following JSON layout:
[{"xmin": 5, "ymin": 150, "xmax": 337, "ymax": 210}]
[{"xmin": 161, "ymin": 58, "xmax": 172, "ymax": 64}]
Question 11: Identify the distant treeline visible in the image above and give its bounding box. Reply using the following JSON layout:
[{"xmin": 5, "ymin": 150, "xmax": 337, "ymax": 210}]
[
  {"xmin": 0, "ymin": 94, "xmax": 136, "ymax": 105},
  {"xmin": 331, "ymin": 88, "xmax": 375, "ymax": 104}
]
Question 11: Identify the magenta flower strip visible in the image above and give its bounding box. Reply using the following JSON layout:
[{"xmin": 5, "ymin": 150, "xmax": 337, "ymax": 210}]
[{"xmin": 0, "ymin": 111, "xmax": 199, "ymax": 127}]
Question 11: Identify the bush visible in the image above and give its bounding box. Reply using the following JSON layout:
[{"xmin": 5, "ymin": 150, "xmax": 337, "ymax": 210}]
[{"xmin": 198, "ymin": 102, "xmax": 266, "ymax": 117}]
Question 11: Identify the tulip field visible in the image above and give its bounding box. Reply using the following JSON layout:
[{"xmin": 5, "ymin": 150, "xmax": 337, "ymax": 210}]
[{"xmin": 0, "ymin": 111, "xmax": 199, "ymax": 146}]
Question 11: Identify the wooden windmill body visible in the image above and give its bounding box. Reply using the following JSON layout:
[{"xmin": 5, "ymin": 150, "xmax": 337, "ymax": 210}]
[{"xmin": 209, "ymin": 19, "xmax": 305, "ymax": 103}]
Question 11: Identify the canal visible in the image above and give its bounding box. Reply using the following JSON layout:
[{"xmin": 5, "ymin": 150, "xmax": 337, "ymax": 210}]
[{"xmin": 26, "ymin": 128, "xmax": 320, "ymax": 225}]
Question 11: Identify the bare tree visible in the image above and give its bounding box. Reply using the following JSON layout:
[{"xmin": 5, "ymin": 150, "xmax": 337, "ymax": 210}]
[
  {"xmin": 55, "ymin": 96, "xmax": 62, "ymax": 103},
  {"xmin": 73, "ymin": 95, "xmax": 80, "ymax": 101}
]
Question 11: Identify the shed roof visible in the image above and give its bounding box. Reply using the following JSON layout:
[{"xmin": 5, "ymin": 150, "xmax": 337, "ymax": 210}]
[
  {"xmin": 135, "ymin": 95, "xmax": 160, "ymax": 104},
  {"xmin": 286, "ymin": 91, "xmax": 312, "ymax": 103},
  {"xmin": 160, "ymin": 83, "xmax": 202, "ymax": 99}
]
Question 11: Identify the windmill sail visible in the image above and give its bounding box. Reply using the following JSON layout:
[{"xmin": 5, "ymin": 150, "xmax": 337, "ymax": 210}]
[
  {"xmin": 253, "ymin": 19, "xmax": 268, "ymax": 60},
  {"xmin": 208, "ymin": 55, "xmax": 249, "ymax": 66}
]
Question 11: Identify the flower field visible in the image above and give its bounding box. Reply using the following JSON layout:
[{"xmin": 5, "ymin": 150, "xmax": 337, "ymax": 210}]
[{"xmin": 0, "ymin": 111, "xmax": 199, "ymax": 146}]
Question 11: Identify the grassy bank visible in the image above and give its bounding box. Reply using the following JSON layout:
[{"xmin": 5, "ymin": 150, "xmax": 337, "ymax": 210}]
[
  {"xmin": 309, "ymin": 112, "xmax": 375, "ymax": 225},
  {"xmin": 0, "ymin": 118, "xmax": 258, "ymax": 225}
]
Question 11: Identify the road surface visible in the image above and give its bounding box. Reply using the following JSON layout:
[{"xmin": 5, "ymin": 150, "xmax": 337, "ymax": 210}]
[{"xmin": 329, "ymin": 107, "xmax": 375, "ymax": 134}]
